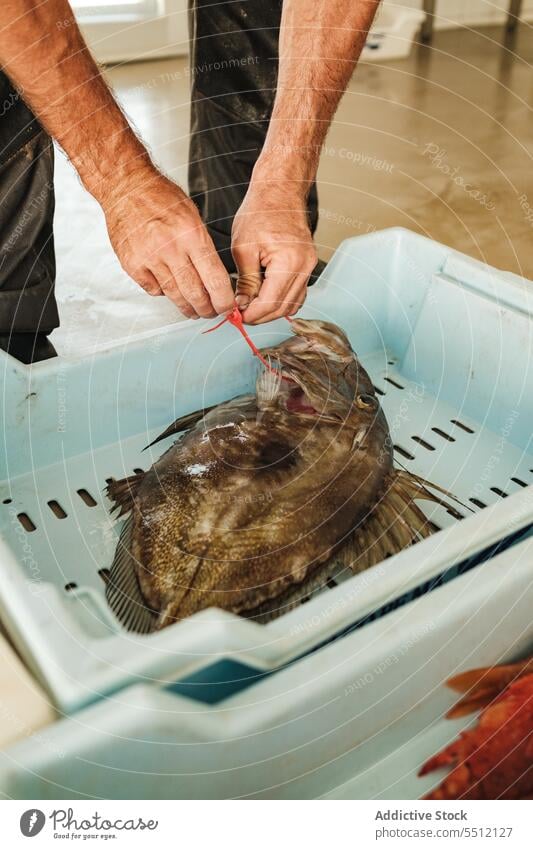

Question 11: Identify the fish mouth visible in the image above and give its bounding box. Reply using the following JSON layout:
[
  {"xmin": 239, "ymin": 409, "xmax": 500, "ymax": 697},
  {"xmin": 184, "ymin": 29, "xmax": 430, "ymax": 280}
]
[{"xmin": 285, "ymin": 385, "xmax": 317, "ymax": 415}]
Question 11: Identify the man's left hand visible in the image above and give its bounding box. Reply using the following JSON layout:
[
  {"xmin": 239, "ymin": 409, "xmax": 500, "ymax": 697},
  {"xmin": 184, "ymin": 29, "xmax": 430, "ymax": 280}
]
[{"xmin": 231, "ymin": 184, "xmax": 317, "ymax": 324}]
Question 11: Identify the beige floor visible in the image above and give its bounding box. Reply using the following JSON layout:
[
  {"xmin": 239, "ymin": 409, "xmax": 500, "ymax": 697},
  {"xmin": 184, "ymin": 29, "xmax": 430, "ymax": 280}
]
[{"xmin": 51, "ymin": 24, "xmax": 533, "ymax": 355}]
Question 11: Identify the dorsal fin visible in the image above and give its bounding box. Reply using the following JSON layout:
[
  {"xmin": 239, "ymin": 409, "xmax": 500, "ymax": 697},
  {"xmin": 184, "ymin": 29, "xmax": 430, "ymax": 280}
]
[{"xmin": 105, "ymin": 472, "xmax": 145, "ymax": 517}]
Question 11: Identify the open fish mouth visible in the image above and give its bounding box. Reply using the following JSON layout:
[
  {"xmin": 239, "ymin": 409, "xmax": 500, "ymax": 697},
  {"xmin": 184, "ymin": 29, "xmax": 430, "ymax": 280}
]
[{"xmin": 104, "ymin": 318, "xmax": 458, "ymax": 632}]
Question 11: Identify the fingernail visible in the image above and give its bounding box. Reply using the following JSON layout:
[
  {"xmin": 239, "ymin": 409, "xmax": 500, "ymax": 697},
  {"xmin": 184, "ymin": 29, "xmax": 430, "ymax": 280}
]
[{"xmin": 235, "ymin": 295, "xmax": 250, "ymax": 309}]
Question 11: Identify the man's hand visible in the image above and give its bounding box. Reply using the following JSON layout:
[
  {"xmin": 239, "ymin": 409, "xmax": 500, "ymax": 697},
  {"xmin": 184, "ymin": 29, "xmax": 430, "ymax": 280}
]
[
  {"xmin": 232, "ymin": 184, "xmax": 317, "ymax": 324},
  {"xmin": 102, "ymin": 169, "xmax": 234, "ymax": 318},
  {"xmin": 2, "ymin": 1, "xmax": 234, "ymax": 319},
  {"xmin": 230, "ymin": 0, "xmax": 380, "ymax": 324}
]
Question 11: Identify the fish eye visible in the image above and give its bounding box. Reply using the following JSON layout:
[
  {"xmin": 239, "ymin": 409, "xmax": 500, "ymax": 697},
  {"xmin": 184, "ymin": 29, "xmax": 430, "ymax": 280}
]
[{"xmin": 356, "ymin": 393, "xmax": 378, "ymax": 409}]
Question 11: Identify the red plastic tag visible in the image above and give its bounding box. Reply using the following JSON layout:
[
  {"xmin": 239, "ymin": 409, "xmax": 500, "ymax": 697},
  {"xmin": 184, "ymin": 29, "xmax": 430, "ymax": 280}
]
[{"xmin": 203, "ymin": 307, "xmax": 292, "ymax": 379}]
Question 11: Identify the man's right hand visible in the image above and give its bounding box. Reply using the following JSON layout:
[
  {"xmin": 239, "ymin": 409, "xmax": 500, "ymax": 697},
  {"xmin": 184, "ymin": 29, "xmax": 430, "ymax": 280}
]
[
  {"xmin": 101, "ymin": 169, "xmax": 235, "ymax": 319},
  {"xmin": 3, "ymin": 3, "xmax": 235, "ymax": 319}
]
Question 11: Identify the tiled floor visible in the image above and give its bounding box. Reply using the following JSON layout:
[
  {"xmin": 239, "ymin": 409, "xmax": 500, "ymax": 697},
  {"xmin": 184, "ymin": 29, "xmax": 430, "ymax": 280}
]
[{"xmin": 51, "ymin": 24, "xmax": 533, "ymax": 355}]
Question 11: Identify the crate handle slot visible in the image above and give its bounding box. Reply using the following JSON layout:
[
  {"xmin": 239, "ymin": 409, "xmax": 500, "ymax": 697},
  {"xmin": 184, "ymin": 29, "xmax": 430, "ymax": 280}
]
[
  {"xmin": 490, "ymin": 487, "xmax": 508, "ymax": 499},
  {"xmin": 384, "ymin": 377, "xmax": 404, "ymax": 390},
  {"xmin": 411, "ymin": 435, "xmax": 435, "ymax": 451},
  {"xmin": 17, "ymin": 513, "xmax": 36, "ymax": 532},
  {"xmin": 77, "ymin": 489, "xmax": 97, "ymax": 507},
  {"xmin": 47, "ymin": 500, "xmax": 67, "ymax": 519},
  {"xmin": 450, "ymin": 419, "xmax": 474, "ymax": 434},
  {"xmin": 431, "ymin": 427, "xmax": 456, "ymax": 442},
  {"xmin": 393, "ymin": 444, "xmax": 415, "ymax": 460}
]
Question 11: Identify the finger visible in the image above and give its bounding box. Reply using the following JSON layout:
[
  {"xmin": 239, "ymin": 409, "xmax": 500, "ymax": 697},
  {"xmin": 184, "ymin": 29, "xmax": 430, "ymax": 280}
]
[
  {"xmin": 285, "ymin": 281, "xmax": 308, "ymax": 316},
  {"xmin": 189, "ymin": 246, "xmax": 235, "ymax": 315},
  {"xmin": 241, "ymin": 266, "xmax": 298, "ymax": 324},
  {"xmin": 133, "ymin": 268, "xmax": 163, "ymax": 297},
  {"xmin": 243, "ymin": 248, "xmax": 316, "ymax": 323},
  {"xmin": 172, "ymin": 263, "xmax": 217, "ymax": 319},
  {"xmin": 152, "ymin": 263, "xmax": 199, "ymax": 318},
  {"xmin": 236, "ymin": 271, "xmax": 263, "ymax": 310},
  {"xmin": 244, "ymin": 277, "xmax": 307, "ymax": 325},
  {"xmin": 232, "ymin": 244, "xmax": 262, "ymax": 309}
]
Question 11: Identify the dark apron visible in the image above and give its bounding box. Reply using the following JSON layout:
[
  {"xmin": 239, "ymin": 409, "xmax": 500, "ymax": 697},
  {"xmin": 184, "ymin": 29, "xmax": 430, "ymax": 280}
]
[
  {"xmin": 0, "ymin": 72, "xmax": 58, "ymax": 333},
  {"xmin": 188, "ymin": 0, "xmax": 320, "ymax": 276}
]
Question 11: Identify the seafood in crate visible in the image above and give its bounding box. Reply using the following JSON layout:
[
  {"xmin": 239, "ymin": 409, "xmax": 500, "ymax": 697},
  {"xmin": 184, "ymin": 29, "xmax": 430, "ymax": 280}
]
[
  {"xmin": 0, "ymin": 227, "xmax": 531, "ymax": 713},
  {"xmin": 106, "ymin": 318, "xmax": 451, "ymax": 630}
]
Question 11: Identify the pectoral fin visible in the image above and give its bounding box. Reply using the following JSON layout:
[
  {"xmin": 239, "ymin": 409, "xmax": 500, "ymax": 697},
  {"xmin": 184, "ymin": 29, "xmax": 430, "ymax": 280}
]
[{"xmin": 143, "ymin": 404, "xmax": 219, "ymax": 450}]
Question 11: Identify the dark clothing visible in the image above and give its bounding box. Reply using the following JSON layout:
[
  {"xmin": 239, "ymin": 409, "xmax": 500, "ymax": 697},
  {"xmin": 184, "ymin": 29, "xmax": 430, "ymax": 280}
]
[
  {"xmin": 0, "ymin": 72, "xmax": 58, "ymax": 335},
  {"xmin": 187, "ymin": 0, "xmax": 320, "ymax": 275}
]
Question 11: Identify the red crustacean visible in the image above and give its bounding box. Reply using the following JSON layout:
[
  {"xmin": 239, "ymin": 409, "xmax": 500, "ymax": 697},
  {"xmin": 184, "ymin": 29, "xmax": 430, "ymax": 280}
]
[{"xmin": 420, "ymin": 658, "xmax": 533, "ymax": 800}]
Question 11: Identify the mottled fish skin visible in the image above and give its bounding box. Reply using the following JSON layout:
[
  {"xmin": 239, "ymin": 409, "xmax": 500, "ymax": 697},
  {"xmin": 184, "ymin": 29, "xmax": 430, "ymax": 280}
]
[{"xmin": 128, "ymin": 320, "xmax": 393, "ymax": 626}]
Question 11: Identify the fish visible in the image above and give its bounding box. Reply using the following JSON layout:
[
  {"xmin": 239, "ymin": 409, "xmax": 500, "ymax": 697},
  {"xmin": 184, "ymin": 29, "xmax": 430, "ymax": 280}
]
[
  {"xmin": 420, "ymin": 659, "xmax": 533, "ymax": 799},
  {"xmin": 105, "ymin": 318, "xmax": 450, "ymax": 631}
]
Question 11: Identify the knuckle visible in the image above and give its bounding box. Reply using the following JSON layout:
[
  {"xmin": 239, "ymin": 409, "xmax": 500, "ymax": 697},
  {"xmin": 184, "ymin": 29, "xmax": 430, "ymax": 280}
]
[
  {"xmin": 286, "ymin": 246, "xmax": 302, "ymax": 263},
  {"xmin": 271, "ymin": 306, "xmax": 287, "ymax": 320},
  {"xmin": 198, "ymin": 307, "xmax": 216, "ymax": 318},
  {"xmin": 213, "ymin": 297, "xmax": 235, "ymax": 314},
  {"xmin": 185, "ymin": 289, "xmax": 215, "ymax": 317},
  {"xmin": 159, "ymin": 277, "xmax": 176, "ymax": 293},
  {"xmin": 137, "ymin": 279, "xmax": 158, "ymax": 296},
  {"xmin": 208, "ymin": 276, "xmax": 230, "ymax": 292},
  {"xmin": 207, "ymin": 280, "xmax": 233, "ymax": 310},
  {"xmin": 187, "ymin": 287, "xmax": 210, "ymax": 308}
]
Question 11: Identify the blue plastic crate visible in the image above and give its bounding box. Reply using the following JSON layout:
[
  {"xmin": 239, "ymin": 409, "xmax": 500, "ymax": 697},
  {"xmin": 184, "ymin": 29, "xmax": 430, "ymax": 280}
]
[
  {"xmin": 0, "ymin": 227, "xmax": 532, "ymax": 714},
  {"xmin": 1, "ymin": 536, "xmax": 532, "ymax": 800}
]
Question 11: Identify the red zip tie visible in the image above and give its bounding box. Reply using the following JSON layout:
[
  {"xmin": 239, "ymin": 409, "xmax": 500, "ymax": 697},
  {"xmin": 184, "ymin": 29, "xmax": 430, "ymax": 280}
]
[{"xmin": 203, "ymin": 306, "xmax": 293, "ymax": 379}]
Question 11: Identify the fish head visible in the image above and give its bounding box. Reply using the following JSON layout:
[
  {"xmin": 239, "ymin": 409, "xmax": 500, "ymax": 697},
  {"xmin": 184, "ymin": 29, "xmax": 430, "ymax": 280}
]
[{"xmin": 257, "ymin": 318, "xmax": 379, "ymax": 428}]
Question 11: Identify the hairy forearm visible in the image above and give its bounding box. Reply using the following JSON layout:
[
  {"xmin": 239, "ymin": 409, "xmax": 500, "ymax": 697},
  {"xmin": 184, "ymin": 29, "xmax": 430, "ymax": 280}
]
[
  {"xmin": 254, "ymin": 0, "xmax": 380, "ymax": 195},
  {"xmin": 2, "ymin": 1, "xmax": 152, "ymax": 204}
]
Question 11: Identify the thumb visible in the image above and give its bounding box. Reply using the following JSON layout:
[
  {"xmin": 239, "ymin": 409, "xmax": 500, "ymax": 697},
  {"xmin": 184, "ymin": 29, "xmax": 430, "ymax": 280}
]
[{"xmin": 233, "ymin": 245, "xmax": 262, "ymax": 309}]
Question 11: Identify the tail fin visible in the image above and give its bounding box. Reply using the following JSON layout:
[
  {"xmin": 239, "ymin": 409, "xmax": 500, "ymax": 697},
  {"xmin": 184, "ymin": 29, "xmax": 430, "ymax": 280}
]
[
  {"xmin": 105, "ymin": 518, "xmax": 158, "ymax": 633},
  {"xmin": 336, "ymin": 468, "xmax": 449, "ymax": 575}
]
